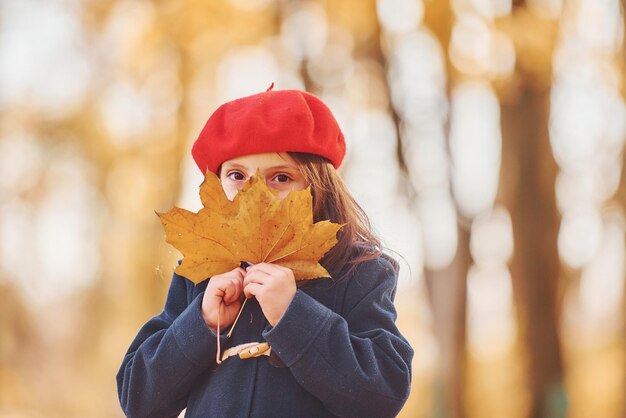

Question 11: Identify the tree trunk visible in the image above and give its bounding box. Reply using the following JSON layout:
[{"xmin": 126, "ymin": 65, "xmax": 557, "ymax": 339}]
[
  {"xmin": 424, "ymin": 225, "xmax": 470, "ymax": 418},
  {"xmin": 499, "ymin": 87, "xmax": 565, "ymax": 418}
]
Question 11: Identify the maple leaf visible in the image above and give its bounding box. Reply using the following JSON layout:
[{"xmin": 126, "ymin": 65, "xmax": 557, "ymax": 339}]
[{"xmin": 157, "ymin": 171, "xmax": 343, "ymax": 284}]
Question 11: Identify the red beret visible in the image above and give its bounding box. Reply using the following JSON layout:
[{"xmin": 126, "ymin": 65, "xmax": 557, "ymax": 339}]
[{"xmin": 192, "ymin": 87, "xmax": 346, "ymax": 174}]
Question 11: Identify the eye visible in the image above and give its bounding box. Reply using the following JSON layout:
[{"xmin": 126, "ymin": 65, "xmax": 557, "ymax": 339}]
[
  {"xmin": 273, "ymin": 173, "xmax": 292, "ymax": 183},
  {"xmin": 227, "ymin": 171, "xmax": 246, "ymax": 181}
]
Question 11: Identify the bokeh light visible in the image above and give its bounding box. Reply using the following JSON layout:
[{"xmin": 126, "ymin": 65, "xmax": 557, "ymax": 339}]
[{"xmin": 1, "ymin": 0, "xmax": 625, "ymax": 417}]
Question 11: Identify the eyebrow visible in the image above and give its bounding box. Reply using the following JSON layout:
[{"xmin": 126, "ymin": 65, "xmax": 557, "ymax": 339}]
[
  {"xmin": 223, "ymin": 163, "xmax": 299, "ymax": 172},
  {"xmin": 267, "ymin": 165, "xmax": 299, "ymax": 172}
]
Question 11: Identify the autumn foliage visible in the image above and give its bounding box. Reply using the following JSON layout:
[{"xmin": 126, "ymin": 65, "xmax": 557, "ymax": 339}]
[{"xmin": 157, "ymin": 172, "xmax": 343, "ymax": 284}]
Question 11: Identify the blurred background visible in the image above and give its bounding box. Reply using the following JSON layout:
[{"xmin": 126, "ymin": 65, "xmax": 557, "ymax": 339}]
[{"xmin": 1, "ymin": 0, "xmax": 625, "ymax": 417}]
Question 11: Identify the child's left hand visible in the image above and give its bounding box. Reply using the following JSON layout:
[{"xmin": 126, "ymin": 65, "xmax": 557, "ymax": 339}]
[{"xmin": 243, "ymin": 263, "xmax": 296, "ymax": 327}]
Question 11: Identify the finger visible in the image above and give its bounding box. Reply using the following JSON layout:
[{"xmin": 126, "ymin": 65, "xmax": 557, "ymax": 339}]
[
  {"xmin": 210, "ymin": 275, "xmax": 239, "ymax": 297},
  {"xmin": 222, "ymin": 279, "xmax": 242, "ymax": 304},
  {"xmin": 233, "ymin": 276, "xmax": 244, "ymax": 301},
  {"xmin": 236, "ymin": 268, "xmax": 246, "ymax": 284},
  {"xmin": 244, "ymin": 282, "xmax": 263, "ymax": 299},
  {"xmin": 243, "ymin": 270, "xmax": 271, "ymax": 287},
  {"xmin": 222, "ymin": 267, "xmax": 245, "ymax": 280},
  {"xmin": 222, "ymin": 281, "xmax": 237, "ymax": 304},
  {"xmin": 247, "ymin": 263, "xmax": 293, "ymax": 280},
  {"xmin": 231, "ymin": 274, "xmax": 246, "ymax": 300},
  {"xmin": 246, "ymin": 262, "xmax": 282, "ymax": 275},
  {"xmin": 207, "ymin": 279, "xmax": 227, "ymax": 299}
]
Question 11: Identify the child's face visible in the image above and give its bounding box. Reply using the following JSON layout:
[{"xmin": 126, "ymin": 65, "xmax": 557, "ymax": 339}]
[{"xmin": 219, "ymin": 152, "xmax": 307, "ymax": 200}]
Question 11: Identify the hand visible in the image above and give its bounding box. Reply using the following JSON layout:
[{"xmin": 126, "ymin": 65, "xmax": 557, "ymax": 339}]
[
  {"xmin": 201, "ymin": 267, "xmax": 245, "ymax": 334},
  {"xmin": 243, "ymin": 263, "xmax": 296, "ymax": 327}
]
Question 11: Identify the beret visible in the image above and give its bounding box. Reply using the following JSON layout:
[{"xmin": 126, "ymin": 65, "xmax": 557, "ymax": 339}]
[{"xmin": 192, "ymin": 87, "xmax": 346, "ymax": 174}]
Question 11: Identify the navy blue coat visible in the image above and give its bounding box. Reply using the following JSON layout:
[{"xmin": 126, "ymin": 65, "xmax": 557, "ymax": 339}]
[{"xmin": 117, "ymin": 256, "xmax": 414, "ymax": 417}]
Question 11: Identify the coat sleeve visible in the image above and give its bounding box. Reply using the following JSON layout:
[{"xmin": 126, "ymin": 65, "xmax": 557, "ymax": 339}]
[
  {"xmin": 263, "ymin": 257, "xmax": 414, "ymax": 418},
  {"xmin": 116, "ymin": 273, "xmax": 222, "ymax": 418}
]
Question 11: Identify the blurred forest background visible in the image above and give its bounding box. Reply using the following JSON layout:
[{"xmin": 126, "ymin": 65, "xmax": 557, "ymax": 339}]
[{"xmin": 1, "ymin": 0, "xmax": 626, "ymax": 417}]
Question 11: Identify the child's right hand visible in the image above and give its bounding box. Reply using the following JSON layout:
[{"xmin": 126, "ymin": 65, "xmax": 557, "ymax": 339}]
[{"xmin": 201, "ymin": 267, "xmax": 245, "ymax": 334}]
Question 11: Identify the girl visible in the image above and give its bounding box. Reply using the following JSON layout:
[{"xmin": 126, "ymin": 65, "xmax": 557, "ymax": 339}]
[{"xmin": 117, "ymin": 87, "xmax": 414, "ymax": 418}]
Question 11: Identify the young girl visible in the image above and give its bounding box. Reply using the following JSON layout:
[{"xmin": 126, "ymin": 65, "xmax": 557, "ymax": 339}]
[{"xmin": 117, "ymin": 87, "xmax": 414, "ymax": 418}]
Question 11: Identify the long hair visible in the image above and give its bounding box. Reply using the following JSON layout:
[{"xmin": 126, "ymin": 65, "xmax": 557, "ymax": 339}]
[{"xmin": 289, "ymin": 152, "xmax": 383, "ymax": 278}]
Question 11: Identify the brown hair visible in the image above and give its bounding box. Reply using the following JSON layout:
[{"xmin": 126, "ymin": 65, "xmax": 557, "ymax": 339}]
[{"xmin": 289, "ymin": 152, "xmax": 383, "ymax": 278}]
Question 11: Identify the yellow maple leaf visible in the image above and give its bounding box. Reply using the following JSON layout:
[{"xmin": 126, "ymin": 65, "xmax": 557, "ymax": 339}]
[{"xmin": 157, "ymin": 171, "xmax": 343, "ymax": 284}]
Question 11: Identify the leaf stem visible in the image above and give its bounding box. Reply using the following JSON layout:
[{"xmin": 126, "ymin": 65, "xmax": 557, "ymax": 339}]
[
  {"xmin": 227, "ymin": 298, "xmax": 248, "ymax": 338},
  {"xmin": 216, "ymin": 304, "xmax": 222, "ymax": 364}
]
